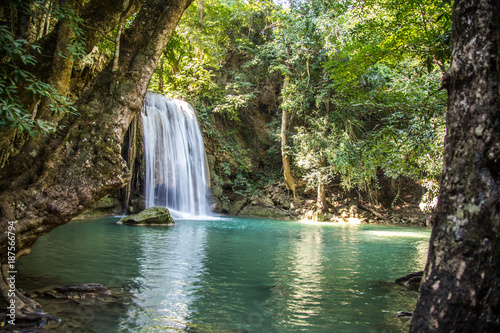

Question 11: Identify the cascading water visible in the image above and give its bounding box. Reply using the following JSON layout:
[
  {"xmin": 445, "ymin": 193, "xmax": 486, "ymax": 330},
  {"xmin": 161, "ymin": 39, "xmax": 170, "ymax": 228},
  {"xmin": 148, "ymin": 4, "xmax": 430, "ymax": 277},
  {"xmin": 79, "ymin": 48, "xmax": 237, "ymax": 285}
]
[{"xmin": 141, "ymin": 92, "xmax": 211, "ymax": 218}]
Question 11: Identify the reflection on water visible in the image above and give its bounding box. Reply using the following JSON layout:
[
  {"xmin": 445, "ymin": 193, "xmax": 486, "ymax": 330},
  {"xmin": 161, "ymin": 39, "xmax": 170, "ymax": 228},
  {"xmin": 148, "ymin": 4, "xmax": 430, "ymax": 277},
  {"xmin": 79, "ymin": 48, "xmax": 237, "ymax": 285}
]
[
  {"xmin": 284, "ymin": 227, "xmax": 326, "ymax": 327},
  {"xmin": 414, "ymin": 240, "xmax": 430, "ymax": 268},
  {"xmin": 18, "ymin": 217, "xmax": 430, "ymax": 333},
  {"xmin": 121, "ymin": 225, "xmax": 208, "ymax": 331},
  {"xmin": 362, "ymin": 230, "xmax": 430, "ymax": 238}
]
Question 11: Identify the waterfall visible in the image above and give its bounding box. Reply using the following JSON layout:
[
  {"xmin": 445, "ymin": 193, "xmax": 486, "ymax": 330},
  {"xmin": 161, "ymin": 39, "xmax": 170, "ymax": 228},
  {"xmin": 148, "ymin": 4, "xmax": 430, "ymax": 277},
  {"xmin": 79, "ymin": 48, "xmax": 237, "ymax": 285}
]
[{"xmin": 141, "ymin": 92, "xmax": 211, "ymax": 218}]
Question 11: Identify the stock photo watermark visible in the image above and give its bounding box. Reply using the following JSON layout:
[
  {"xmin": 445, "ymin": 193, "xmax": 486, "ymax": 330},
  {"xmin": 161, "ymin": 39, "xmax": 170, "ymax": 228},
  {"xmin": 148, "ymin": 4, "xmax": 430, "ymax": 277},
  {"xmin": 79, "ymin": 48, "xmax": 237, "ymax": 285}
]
[{"xmin": 6, "ymin": 220, "xmax": 18, "ymax": 326}]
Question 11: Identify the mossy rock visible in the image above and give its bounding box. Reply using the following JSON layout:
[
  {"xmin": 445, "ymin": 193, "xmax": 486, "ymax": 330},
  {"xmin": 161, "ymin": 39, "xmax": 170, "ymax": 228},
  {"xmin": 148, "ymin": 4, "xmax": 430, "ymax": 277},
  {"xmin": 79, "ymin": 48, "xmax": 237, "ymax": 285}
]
[
  {"xmin": 92, "ymin": 195, "xmax": 120, "ymax": 209},
  {"xmin": 118, "ymin": 207, "xmax": 175, "ymax": 226},
  {"xmin": 229, "ymin": 198, "xmax": 248, "ymax": 216},
  {"xmin": 238, "ymin": 205, "xmax": 296, "ymax": 220}
]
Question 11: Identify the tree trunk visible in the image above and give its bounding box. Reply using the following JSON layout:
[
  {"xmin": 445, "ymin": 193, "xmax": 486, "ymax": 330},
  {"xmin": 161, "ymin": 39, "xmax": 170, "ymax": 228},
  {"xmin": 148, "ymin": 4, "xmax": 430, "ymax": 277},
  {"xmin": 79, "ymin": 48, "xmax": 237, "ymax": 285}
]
[
  {"xmin": 410, "ymin": 0, "xmax": 500, "ymax": 332},
  {"xmin": 316, "ymin": 102, "xmax": 329, "ymax": 212},
  {"xmin": 0, "ymin": 0, "xmax": 145, "ymax": 174},
  {"xmin": 316, "ymin": 154, "xmax": 327, "ymax": 212},
  {"xmin": 281, "ymin": 75, "xmax": 296, "ymax": 198},
  {"xmin": 112, "ymin": 0, "xmax": 130, "ymax": 71},
  {"xmin": 123, "ymin": 116, "xmax": 138, "ymax": 213},
  {"xmin": 36, "ymin": 0, "xmax": 52, "ymax": 40},
  {"xmin": 199, "ymin": 0, "xmax": 204, "ymax": 33},
  {"xmin": 36, "ymin": 5, "xmax": 75, "ymax": 121},
  {"xmin": 0, "ymin": 0, "xmax": 193, "ymax": 316},
  {"xmin": 158, "ymin": 56, "xmax": 165, "ymax": 92}
]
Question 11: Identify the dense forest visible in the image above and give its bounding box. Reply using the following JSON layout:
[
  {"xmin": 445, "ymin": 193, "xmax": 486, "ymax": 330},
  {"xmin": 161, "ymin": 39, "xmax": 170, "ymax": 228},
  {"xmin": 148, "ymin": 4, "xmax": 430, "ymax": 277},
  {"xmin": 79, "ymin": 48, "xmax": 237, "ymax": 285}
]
[
  {"xmin": 0, "ymin": 0, "xmax": 499, "ymax": 332},
  {"xmin": 144, "ymin": 0, "xmax": 451, "ymax": 222},
  {"xmin": 1, "ymin": 0, "xmax": 452, "ymax": 224}
]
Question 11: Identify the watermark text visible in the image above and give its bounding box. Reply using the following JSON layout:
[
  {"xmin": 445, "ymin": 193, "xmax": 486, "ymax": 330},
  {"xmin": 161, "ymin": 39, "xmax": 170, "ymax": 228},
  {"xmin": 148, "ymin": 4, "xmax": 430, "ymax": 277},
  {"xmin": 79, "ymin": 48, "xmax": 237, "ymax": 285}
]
[{"xmin": 6, "ymin": 220, "xmax": 18, "ymax": 325}]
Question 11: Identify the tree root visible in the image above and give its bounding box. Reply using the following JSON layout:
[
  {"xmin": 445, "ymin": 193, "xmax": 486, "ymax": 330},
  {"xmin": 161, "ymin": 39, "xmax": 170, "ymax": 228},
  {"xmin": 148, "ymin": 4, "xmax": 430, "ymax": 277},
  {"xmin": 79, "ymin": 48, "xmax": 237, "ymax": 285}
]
[
  {"xmin": 16, "ymin": 311, "xmax": 61, "ymax": 327},
  {"xmin": 358, "ymin": 202, "xmax": 389, "ymax": 220}
]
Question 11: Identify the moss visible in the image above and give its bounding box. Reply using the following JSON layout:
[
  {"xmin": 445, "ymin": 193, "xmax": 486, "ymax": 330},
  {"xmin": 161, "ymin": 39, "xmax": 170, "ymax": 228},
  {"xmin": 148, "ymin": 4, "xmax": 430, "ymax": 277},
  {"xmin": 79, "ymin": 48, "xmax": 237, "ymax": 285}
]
[
  {"xmin": 118, "ymin": 207, "xmax": 174, "ymax": 226},
  {"xmin": 92, "ymin": 195, "xmax": 120, "ymax": 209}
]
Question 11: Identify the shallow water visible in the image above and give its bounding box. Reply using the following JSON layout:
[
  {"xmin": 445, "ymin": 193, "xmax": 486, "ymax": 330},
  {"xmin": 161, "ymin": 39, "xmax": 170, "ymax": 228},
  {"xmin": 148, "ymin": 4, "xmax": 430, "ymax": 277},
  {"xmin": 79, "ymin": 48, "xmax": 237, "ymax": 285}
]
[{"xmin": 18, "ymin": 216, "xmax": 430, "ymax": 332}]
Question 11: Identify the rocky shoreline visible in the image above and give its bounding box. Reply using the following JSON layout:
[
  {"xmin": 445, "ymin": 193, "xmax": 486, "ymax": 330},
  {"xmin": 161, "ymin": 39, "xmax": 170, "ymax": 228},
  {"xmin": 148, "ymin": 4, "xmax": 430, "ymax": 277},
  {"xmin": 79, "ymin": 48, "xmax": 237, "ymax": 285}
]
[
  {"xmin": 80, "ymin": 182, "xmax": 430, "ymax": 227},
  {"xmin": 215, "ymin": 182, "xmax": 430, "ymax": 226}
]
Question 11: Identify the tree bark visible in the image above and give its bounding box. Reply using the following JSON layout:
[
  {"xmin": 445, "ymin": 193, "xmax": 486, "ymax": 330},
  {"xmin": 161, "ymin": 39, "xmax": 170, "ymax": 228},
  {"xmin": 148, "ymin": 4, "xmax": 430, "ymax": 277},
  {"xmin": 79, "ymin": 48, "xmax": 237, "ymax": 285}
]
[
  {"xmin": 158, "ymin": 56, "xmax": 165, "ymax": 92},
  {"xmin": 112, "ymin": 0, "xmax": 131, "ymax": 71},
  {"xmin": 281, "ymin": 75, "xmax": 296, "ymax": 198},
  {"xmin": 123, "ymin": 116, "xmax": 138, "ymax": 213},
  {"xmin": 410, "ymin": 0, "xmax": 500, "ymax": 332},
  {"xmin": 36, "ymin": 0, "xmax": 52, "ymax": 40},
  {"xmin": 199, "ymin": 0, "xmax": 204, "ymax": 33},
  {"xmin": 316, "ymin": 103, "xmax": 329, "ymax": 212},
  {"xmin": 0, "ymin": 0, "xmax": 193, "ymax": 315},
  {"xmin": 0, "ymin": 0, "xmax": 145, "ymax": 178},
  {"xmin": 35, "ymin": 2, "xmax": 75, "ymax": 121}
]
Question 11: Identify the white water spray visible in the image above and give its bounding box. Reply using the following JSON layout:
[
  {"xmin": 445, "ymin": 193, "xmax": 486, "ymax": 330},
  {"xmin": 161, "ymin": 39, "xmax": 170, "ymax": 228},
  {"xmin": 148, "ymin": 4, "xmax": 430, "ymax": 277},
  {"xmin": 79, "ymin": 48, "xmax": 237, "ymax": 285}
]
[{"xmin": 141, "ymin": 92, "xmax": 211, "ymax": 218}]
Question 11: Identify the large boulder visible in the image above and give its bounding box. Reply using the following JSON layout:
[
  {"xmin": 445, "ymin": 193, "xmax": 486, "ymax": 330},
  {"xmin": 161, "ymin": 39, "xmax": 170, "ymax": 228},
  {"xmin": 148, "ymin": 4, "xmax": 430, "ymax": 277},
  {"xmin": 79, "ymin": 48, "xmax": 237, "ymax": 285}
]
[{"xmin": 118, "ymin": 207, "xmax": 175, "ymax": 226}]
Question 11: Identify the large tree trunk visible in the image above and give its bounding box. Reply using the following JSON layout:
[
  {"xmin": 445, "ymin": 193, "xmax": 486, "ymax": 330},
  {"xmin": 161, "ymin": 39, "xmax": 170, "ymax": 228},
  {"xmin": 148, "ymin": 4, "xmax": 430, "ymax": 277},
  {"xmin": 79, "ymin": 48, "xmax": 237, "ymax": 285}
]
[
  {"xmin": 0, "ymin": 0, "xmax": 193, "ymax": 318},
  {"xmin": 410, "ymin": 0, "xmax": 500, "ymax": 331},
  {"xmin": 0, "ymin": 0, "xmax": 145, "ymax": 175}
]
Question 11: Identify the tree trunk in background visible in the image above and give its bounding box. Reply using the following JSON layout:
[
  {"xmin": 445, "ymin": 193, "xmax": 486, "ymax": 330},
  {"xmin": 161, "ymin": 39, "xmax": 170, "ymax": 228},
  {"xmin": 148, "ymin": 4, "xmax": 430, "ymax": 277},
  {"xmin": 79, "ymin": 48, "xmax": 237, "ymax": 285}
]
[
  {"xmin": 123, "ymin": 116, "xmax": 138, "ymax": 213},
  {"xmin": 316, "ymin": 154, "xmax": 327, "ymax": 212},
  {"xmin": 0, "ymin": 0, "xmax": 193, "ymax": 315},
  {"xmin": 316, "ymin": 103, "xmax": 329, "ymax": 212},
  {"xmin": 158, "ymin": 56, "xmax": 165, "ymax": 92},
  {"xmin": 410, "ymin": 0, "xmax": 500, "ymax": 331},
  {"xmin": 199, "ymin": 0, "xmax": 204, "ymax": 32},
  {"xmin": 281, "ymin": 75, "xmax": 296, "ymax": 198},
  {"xmin": 36, "ymin": 0, "xmax": 52, "ymax": 40}
]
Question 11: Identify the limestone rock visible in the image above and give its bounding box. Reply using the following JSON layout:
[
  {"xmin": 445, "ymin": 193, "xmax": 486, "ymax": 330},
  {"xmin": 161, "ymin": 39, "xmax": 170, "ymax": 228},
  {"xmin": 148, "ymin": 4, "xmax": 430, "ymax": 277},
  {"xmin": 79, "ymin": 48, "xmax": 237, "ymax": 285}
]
[{"xmin": 54, "ymin": 283, "xmax": 111, "ymax": 299}]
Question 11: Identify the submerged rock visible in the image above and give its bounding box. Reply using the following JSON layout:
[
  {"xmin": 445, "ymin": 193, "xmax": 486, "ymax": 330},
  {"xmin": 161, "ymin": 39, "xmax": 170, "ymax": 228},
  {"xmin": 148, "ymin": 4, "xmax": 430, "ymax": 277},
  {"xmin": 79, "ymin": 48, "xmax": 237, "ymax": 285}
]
[
  {"xmin": 54, "ymin": 283, "xmax": 111, "ymax": 299},
  {"xmin": 32, "ymin": 283, "xmax": 112, "ymax": 300},
  {"xmin": 22, "ymin": 285, "xmax": 131, "ymax": 332},
  {"xmin": 118, "ymin": 207, "xmax": 175, "ymax": 226}
]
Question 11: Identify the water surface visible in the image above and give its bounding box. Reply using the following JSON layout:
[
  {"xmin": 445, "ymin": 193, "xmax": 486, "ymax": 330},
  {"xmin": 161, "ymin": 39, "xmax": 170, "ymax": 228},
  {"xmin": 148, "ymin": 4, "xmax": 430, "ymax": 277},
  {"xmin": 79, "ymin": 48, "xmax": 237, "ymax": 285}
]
[{"xmin": 18, "ymin": 216, "xmax": 429, "ymax": 332}]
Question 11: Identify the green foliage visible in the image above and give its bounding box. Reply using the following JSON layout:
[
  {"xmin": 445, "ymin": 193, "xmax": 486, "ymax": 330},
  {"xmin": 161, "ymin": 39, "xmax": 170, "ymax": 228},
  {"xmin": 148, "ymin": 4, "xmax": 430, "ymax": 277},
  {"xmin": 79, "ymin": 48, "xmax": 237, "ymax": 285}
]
[
  {"xmin": 150, "ymin": 0, "xmax": 449, "ymax": 211},
  {"xmin": 149, "ymin": 0, "xmax": 276, "ymax": 122},
  {"xmin": 324, "ymin": 0, "xmax": 452, "ymax": 85},
  {"xmin": 0, "ymin": 26, "xmax": 77, "ymax": 136},
  {"xmin": 212, "ymin": 74, "xmax": 256, "ymax": 124},
  {"xmin": 50, "ymin": 2, "xmax": 87, "ymax": 61},
  {"xmin": 282, "ymin": 0, "xmax": 448, "ymax": 209},
  {"xmin": 323, "ymin": 58, "xmax": 446, "ymax": 208}
]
